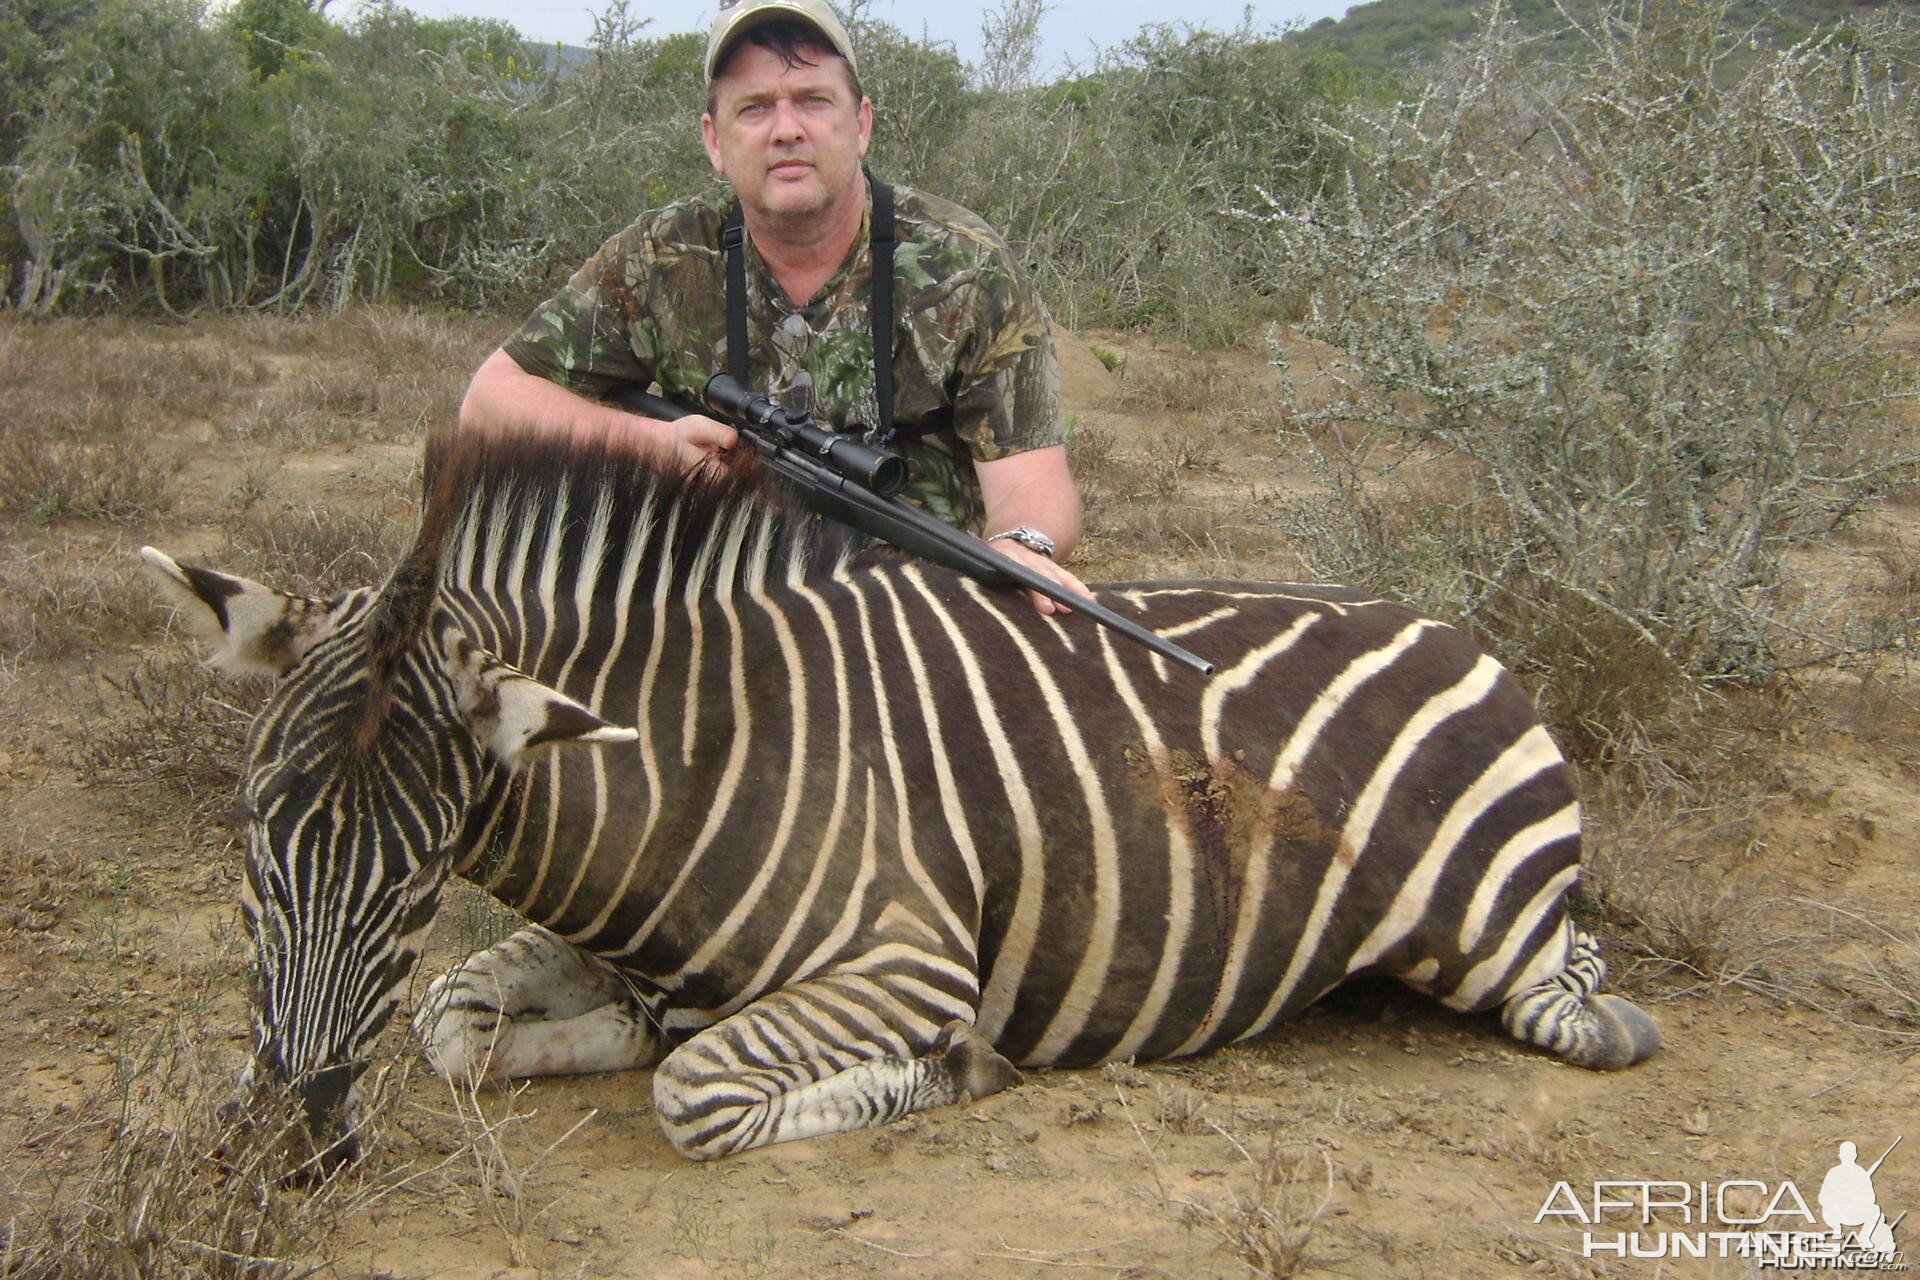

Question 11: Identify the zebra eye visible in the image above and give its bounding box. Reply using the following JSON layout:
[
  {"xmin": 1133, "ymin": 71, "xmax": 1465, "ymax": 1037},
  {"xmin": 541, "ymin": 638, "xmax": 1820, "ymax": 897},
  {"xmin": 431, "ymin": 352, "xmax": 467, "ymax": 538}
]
[{"xmin": 230, "ymin": 799, "xmax": 258, "ymax": 830}]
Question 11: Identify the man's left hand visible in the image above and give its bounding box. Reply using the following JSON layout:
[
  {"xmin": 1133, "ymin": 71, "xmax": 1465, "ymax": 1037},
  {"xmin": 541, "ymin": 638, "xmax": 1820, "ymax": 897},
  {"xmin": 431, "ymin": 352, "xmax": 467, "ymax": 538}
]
[{"xmin": 989, "ymin": 539, "xmax": 1094, "ymax": 616}]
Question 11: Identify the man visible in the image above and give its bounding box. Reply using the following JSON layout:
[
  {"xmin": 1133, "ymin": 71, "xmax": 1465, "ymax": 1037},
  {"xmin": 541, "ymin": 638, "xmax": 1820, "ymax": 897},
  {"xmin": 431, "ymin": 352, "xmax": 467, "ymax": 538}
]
[{"xmin": 459, "ymin": 0, "xmax": 1087, "ymax": 613}]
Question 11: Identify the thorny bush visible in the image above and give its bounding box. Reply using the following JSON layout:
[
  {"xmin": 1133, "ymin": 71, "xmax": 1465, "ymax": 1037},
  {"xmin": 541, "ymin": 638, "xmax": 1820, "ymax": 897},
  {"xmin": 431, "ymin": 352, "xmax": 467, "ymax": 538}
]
[{"xmin": 1260, "ymin": 3, "xmax": 1920, "ymax": 759}]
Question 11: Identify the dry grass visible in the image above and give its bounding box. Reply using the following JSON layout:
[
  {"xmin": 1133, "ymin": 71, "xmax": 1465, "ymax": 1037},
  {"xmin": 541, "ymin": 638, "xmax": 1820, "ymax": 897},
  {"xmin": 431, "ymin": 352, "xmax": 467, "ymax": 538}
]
[
  {"xmin": 218, "ymin": 500, "xmax": 413, "ymax": 599},
  {"xmin": 0, "ymin": 1005, "xmax": 586, "ymax": 1279},
  {"xmin": 1114, "ymin": 1080, "xmax": 1335, "ymax": 1280},
  {"xmin": 1575, "ymin": 785, "xmax": 1799, "ymax": 996},
  {"xmin": 0, "ymin": 1029, "xmax": 362, "ymax": 1280},
  {"xmin": 1112, "ymin": 352, "xmax": 1264, "ymax": 421},
  {"xmin": 0, "ymin": 864, "xmax": 583, "ymax": 1280},
  {"xmin": 0, "ymin": 317, "xmax": 274, "ymax": 524},
  {"xmin": 76, "ymin": 656, "xmax": 265, "ymax": 816},
  {"xmin": 1072, "ymin": 419, "xmax": 1262, "ymax": 574},
  {"xmin": 0, "ymin": 316, "xmax": 273, "ymax": 436},
  {"xmin": 0, "ymin": 430, "xmax": 179, "ymax": 526},
  {"xmin": 220, "ymin": 309, "xmax": 494, "ymax": 448},
  {"xmin": 0, "ymin": 541, "xmax": 157, "ymax": 661}
]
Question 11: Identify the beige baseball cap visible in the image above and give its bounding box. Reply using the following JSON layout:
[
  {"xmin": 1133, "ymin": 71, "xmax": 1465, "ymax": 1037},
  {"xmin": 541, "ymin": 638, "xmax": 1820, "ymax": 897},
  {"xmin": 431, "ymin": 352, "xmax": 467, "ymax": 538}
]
[{"xmin": 705, "ymin": 0, "xmax": 858, "ymax": 83}]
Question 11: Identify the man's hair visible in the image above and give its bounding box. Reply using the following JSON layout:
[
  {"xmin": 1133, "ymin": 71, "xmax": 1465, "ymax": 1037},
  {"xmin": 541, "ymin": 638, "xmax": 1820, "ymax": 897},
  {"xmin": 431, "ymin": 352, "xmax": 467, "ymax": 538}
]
[{"xmin": 706, "ymin": 18, "xmax": 866, "ymax": 114}]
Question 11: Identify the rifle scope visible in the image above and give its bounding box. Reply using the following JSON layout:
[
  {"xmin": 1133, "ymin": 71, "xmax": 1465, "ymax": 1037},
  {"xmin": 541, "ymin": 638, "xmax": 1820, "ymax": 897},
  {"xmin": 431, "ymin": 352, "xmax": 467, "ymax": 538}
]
[{"xmin": 705, "ymin": 374, "xmax": 908, "ymax": 499}]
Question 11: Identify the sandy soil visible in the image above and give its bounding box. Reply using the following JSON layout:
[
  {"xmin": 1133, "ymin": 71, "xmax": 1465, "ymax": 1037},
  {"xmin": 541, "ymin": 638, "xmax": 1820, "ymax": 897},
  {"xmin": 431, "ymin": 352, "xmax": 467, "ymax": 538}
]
[{"xmin": 0, "ymin": 317, "xmax": 1915, "ymax": 1280}]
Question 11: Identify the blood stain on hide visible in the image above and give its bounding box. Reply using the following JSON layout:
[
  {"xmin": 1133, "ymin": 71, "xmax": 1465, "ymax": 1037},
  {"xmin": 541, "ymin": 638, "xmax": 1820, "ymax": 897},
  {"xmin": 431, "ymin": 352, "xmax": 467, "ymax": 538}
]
[{"xmin": 1123, "ymin": 746, "xmax": 1334, "ymax": 956}]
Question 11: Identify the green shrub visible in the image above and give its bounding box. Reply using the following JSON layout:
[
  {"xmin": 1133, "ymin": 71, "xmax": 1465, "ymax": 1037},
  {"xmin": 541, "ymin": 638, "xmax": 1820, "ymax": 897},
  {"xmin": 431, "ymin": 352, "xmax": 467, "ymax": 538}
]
[{"xmin": 1260, "ymin": 5, "xmax": 1920, "ymax": 755}]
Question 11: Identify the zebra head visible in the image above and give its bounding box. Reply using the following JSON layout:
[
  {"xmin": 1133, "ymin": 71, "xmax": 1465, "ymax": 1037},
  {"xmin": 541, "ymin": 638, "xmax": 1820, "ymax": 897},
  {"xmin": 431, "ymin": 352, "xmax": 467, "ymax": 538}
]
[{"xmin": 139, "ymin": 545, "xmax": 635, "ymax": 1166}]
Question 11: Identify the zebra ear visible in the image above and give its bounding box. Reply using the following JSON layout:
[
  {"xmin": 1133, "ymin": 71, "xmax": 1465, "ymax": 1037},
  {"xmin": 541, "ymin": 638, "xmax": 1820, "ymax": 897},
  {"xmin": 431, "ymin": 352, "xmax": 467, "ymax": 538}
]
[
  {"xmin": 139, "ymin": 546, "xmax": 341, "ymax": 677},
  {"xmin": 441, "ymin": 638, "xmax": 638, "ymax": 769}
]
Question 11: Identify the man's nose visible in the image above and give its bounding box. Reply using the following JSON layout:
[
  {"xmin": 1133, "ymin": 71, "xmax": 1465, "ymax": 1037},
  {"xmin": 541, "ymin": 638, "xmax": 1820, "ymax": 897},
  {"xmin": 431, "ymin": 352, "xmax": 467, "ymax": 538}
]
[{"xmin": 769, "ymin": 99, "xmax": 806, "ymax": 141}]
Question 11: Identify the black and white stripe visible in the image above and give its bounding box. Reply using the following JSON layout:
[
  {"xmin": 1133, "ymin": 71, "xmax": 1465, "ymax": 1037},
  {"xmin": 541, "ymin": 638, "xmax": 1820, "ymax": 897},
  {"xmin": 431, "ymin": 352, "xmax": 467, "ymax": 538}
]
[{"xmin": 155, "ymin": 430, "xmax": 1658, "ymax": 1162}]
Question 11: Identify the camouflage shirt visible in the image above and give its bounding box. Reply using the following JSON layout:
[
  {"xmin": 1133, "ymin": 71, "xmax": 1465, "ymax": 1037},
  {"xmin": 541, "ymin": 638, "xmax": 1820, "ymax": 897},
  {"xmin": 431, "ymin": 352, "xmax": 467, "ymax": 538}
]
[{"xmin": 503, "ymin": 181, "xmax": 1063, "ymax": 530}]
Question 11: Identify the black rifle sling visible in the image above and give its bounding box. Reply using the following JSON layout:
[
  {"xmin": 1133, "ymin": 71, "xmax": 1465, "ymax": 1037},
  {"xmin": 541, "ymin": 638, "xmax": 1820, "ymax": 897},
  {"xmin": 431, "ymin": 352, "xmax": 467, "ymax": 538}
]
[
  {"xmin": 724, "ymin": 174, "xmax": 897, "ymax": 442},
  {"xmin": 869, "ymin": 177, "xmax": 897, "ymax": 445},
  {"xmin": 722, "ymin": 201, "xmax": 750, "ymax": 386}
]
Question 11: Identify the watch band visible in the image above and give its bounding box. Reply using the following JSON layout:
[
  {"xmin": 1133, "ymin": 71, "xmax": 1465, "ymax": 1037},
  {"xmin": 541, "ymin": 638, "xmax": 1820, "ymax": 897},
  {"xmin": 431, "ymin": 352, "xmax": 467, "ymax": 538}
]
[{"xmin": 986, "ymin": 525, "xmax": 1056, "ymax": 559}]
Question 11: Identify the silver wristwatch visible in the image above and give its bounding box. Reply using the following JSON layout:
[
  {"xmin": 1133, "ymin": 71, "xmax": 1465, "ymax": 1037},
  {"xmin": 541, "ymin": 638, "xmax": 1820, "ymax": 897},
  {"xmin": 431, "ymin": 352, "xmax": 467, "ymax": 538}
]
[{"xmin": 986, "ymin": 525, "xmax": 1056, "ymax": 559}]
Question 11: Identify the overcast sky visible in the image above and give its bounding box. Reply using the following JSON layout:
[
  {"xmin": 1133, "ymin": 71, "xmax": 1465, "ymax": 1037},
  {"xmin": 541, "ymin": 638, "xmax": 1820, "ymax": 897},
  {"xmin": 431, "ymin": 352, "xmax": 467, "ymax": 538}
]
[{"xmin": 332, "ymin": 0, "xmax": 1358, "ymax": 77}]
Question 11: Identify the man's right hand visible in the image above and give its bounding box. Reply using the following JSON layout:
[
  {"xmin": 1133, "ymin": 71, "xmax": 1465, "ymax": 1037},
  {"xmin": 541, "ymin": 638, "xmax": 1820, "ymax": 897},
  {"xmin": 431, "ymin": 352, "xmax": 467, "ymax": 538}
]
[
  {"xmin": 459, "ymin": 349, "xmax": 738, "ymax": 474},
  {"xmin": 642, "ymin": 412, "xmax": 739, "ymax": 474}
]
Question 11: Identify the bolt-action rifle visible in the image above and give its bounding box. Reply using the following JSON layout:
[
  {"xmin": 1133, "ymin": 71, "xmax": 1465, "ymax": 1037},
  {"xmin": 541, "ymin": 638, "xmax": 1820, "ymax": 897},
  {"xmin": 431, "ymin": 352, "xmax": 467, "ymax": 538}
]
[{"xmin": 607, "ymin": 375, "xmax": 1214, "ymax": 676}]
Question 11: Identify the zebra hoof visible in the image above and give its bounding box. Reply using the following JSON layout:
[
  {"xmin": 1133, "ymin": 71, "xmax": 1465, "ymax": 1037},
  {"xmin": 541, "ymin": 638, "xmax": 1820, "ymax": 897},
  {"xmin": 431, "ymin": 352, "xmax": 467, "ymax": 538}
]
[
  {"xmin": 938, "ymin": 1021, "xmax": 1022, "ymax": 1100},
  {"xmin": 1564, "ymin": 993, "xmax": 1662, "ymax": 1071}
]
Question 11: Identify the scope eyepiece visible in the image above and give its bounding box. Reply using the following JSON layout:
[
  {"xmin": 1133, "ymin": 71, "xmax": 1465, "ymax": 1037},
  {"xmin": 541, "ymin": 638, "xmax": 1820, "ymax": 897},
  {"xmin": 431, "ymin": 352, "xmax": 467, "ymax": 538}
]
[
  {"xmin": 814, "ymin": 435, "xmax": 908, "ymax": 498},
  {"xmin": 703, "ymin": 373, "xmax": 908, "ymax": 498}
]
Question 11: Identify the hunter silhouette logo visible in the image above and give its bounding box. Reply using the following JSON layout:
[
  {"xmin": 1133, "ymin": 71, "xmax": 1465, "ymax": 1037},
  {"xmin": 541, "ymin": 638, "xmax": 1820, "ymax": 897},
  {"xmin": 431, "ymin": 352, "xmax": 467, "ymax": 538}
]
[
  {"xmin": 1534, "ymin": 1134, "xmax": 1909, "ymax": 1266},
  {"xmin": 1820, "ymin": 1139, "xmax": 1902, "ymax": 1258}
]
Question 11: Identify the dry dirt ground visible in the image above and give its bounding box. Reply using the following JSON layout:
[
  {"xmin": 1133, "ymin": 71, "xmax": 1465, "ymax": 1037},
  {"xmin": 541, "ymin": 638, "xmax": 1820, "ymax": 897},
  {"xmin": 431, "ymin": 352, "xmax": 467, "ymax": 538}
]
[{"xmin": 1, "ymin": 310, "xmax": 1916, "ymax": 1280}]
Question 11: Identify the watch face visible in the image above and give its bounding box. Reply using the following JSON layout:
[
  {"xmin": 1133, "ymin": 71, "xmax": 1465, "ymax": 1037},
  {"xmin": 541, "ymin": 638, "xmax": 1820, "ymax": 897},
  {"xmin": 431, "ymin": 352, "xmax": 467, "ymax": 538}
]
[
  {"xmin": 991, "ymin": 526, "xmax": 1054, "ymax": 557},
  {"xmin": 1014, "ymin": 528, "xmax": 1054, "ymax": 557}
]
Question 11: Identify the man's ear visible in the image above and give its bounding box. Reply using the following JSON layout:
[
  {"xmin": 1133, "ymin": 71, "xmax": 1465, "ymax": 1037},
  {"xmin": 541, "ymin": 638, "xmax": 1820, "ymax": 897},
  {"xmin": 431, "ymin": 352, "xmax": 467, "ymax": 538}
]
[
  {"xmin": 140, "ymin": 546, "xmax": 341, "ymax": 677},
  {"xmin": 440, "ymin": 633, "xmax": 638, "ymax": 770}
]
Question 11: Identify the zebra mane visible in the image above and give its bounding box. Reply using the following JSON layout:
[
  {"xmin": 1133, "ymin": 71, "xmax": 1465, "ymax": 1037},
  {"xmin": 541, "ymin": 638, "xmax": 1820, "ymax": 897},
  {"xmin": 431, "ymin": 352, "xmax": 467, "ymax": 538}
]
[
  {"xmin": 424, "ymin": 424, "xmax": 871, "ymax": 598},
  {"xmin": 358, "ymin": 425, "xmax": 873, "ymax": 731}
]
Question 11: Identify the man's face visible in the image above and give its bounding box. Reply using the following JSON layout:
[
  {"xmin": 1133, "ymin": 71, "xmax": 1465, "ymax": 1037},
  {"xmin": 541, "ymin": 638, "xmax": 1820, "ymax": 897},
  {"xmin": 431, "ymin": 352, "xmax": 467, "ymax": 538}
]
[{"xmin": 702, "ymin": 39, "xmax": 872, "ymax": 233}]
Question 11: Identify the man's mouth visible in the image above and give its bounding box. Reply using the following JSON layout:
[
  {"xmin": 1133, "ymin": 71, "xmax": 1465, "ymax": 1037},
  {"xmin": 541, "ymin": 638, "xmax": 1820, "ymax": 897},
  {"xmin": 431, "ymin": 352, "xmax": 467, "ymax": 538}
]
[{"xmin": 769, "ymin": 159, "xmax": 813, "ymax": 177}]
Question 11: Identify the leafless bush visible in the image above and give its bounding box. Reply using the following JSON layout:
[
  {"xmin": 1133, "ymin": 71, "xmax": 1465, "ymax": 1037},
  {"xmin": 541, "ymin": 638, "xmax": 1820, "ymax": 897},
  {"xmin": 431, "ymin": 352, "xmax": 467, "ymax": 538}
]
[
  {"xmin": 1258, "ymin": 5, "xmax": 1920, "ymax": 751},
  {"xmin": 218, "ymin": 501, "xmax": 411, "ymax": 598},
  {"xmin": 1171, "ymin": 1130, "xmax": 1334, "ymax": 1280},
  {"xmin": 417, "ymin": 1075, "xmax": 598, "ymax": 1268},
  {"xmin": 77, "ymin": 656, "xmax": 265, "ymax": 815},
  {"xmin": 1835, "ymin": 913, "xmax": 1920, "ymax": 1049},
  {"xmin": 0, "ymin": 427, "xmax": 179, "ymax": 525},
  {"xmin": 0, "ymin": 541, "xmax": 155, "ymax": 660},
  {"xmin": 0, "ymin": 1023, "xmax": 365, "ymax": 1279}
]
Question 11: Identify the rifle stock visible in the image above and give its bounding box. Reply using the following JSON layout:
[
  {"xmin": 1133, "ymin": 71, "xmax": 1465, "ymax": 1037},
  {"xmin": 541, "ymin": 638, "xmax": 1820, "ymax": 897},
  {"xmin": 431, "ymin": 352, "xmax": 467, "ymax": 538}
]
[{"xmin": 605, "ymin": 381, "xmax": 1214, "ymax": 676}]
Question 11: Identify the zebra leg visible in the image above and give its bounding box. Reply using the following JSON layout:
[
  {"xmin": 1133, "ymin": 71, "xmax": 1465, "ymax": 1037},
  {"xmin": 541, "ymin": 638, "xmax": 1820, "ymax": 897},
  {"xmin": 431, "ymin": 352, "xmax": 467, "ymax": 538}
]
[
  {"xmin": 651, "ymin": 975, "xmax": 1021, "ymax": 1161},
  {"xmin": 412, "ymin": 925, "xmax": 664, "ymax": 1084},
  {"xmin": 1500, "ymin": 928, "xmax": 1661, "ymax": 1070}
]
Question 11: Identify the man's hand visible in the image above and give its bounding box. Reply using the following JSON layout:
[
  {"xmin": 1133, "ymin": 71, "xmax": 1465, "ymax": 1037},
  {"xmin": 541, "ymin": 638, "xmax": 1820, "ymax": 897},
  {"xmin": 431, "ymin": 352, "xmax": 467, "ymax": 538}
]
[
  {"xmin": 988, "ymin": 538, "xmax": 1094, "ymax": 616},
  {"xmin": 626, "ymin": 412, "xmax": 739, "ymax": 475}
]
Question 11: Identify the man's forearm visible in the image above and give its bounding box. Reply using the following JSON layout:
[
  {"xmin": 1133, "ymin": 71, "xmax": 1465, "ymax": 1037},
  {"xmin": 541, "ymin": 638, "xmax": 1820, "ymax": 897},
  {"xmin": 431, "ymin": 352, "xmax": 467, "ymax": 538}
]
[
  {"xmin": 975, "ymin": 444, "xmax": 1084, "ymax": 560},
  {"xmin": 458, "ymin": 349, "xmax": 736, "ymax": 467},
  {"xmin": 459, "ymin": 349, "xmax": 646, "ymax": 439}
]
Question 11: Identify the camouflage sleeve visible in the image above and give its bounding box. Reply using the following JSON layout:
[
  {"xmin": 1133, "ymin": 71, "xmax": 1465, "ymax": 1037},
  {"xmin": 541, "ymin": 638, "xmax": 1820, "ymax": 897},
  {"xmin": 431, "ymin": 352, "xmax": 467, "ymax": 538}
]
[
  {"xmin": 948, "ymin": 245, "xmax": 1064, "ymax": 463},
  {"xmin": 500, "ymin": 222, "xmax": 656, "ymax": 400}
]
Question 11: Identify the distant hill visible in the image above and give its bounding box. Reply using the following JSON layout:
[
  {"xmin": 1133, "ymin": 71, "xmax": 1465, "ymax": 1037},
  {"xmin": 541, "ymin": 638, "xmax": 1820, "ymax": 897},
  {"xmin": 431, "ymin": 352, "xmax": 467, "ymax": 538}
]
[{"xmin": 1283, "ymin": 0, "xmax": 1917, "ymax": 71}]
